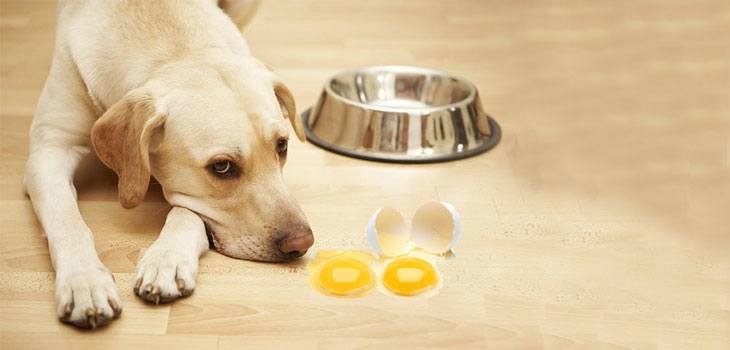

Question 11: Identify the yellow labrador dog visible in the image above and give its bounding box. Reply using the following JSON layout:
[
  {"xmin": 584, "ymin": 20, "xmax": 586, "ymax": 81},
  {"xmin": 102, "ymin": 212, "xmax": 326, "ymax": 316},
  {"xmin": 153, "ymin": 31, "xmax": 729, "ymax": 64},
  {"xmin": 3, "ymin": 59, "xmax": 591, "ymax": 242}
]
[{"xmin": 23, "ymin": 0, "xmax": 314, "ymax": 329}]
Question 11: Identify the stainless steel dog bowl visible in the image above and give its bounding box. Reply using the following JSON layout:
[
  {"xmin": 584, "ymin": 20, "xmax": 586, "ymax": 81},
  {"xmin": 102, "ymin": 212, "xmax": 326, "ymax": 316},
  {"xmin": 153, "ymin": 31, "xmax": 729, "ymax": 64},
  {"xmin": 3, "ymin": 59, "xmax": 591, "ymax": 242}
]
[{"xmin": 302, "ymin": 65, "xmax": 501, "ymax": 163}]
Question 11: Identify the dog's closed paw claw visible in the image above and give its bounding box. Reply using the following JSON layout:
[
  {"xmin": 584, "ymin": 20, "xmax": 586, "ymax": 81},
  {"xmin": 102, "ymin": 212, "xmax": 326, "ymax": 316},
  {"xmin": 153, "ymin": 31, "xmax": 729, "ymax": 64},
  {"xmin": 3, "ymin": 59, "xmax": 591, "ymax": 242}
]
[
  {"xmin": 86, "ymin": 308, "xmax": 98, "ymax": 329},
  {"xmin": 176, "ymin": 278, "xmax": 193, "ymax": 297},
  {"xmin": 55, "ymin": 266, "xmax": 122, "ymax": 329},
  {"xmin": 134, "ymin": 248, "xmax": 198, "ymax": 304},
  {"xmin": 109, "ymin": 299, "xmax": 122, "ymax": 317},
  {"xmin": 60, "ymin": 302, "xmax": 73, "ymax": 321},
  {"xmin": 133, "ymin": 279, "xmax": 143, "ymax": 294}
]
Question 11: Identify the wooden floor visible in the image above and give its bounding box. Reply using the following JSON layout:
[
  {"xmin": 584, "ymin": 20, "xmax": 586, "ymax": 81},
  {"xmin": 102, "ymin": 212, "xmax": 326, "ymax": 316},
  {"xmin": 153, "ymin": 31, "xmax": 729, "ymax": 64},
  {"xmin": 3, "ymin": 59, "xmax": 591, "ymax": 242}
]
[{"xmin": 2, "ymin": 1, "xmax": 729, "ymax": 349}]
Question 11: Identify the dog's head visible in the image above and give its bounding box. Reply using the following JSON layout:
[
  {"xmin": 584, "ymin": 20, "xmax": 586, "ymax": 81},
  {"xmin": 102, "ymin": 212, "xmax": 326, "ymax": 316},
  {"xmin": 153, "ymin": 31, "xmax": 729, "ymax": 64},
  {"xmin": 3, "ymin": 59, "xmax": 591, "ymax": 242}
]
[{"xmin": 91, "ymin": 61, "xmax": 313, "ymax": 262}]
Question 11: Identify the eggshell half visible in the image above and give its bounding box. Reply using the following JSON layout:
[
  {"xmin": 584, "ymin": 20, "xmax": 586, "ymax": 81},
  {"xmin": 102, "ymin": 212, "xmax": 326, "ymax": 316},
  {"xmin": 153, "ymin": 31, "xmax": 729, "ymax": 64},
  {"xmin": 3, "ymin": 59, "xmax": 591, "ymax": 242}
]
[
  {"xmin": 366, "ymin": 207, "xmax": 411, "ymax": 257},
  {"xmin": 411, "ymin": 201, "xmax": 461, "ymax": 255}
]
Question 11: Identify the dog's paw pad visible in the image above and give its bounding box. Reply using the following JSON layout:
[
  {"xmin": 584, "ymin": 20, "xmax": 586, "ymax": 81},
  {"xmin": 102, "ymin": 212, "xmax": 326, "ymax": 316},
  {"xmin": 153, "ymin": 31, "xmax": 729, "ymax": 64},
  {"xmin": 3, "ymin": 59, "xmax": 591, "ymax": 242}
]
[{"xmin": 134, "ymin": 249, "xmax": 197, "ymax": 304}]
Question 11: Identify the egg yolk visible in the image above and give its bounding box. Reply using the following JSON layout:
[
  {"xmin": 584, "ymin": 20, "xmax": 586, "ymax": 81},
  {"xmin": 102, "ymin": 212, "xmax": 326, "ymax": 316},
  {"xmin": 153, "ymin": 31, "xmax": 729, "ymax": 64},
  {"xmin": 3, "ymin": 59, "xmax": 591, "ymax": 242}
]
[
  {"xmin": 382, "ymin": 257, "xmax": 438, "ymax": 296},
  {"xmin": 314, "ymin": 256, "xmax": 375, "ymax": 296}
]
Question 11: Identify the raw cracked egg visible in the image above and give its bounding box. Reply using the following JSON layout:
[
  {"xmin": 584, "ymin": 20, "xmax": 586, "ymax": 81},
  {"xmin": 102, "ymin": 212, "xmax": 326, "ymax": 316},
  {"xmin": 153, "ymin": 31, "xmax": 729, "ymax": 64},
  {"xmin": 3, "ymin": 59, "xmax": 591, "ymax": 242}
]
[
  {"xmin": 367, "ymin": 201, "xmax": 460, "ymax": 257},
  {"xmin": 308, "ymin": 250, "xmax": 376, "ymax": 297},
  {"xmin": 382, "ymin": 256, "xmax": 440, "ymax": 296}
]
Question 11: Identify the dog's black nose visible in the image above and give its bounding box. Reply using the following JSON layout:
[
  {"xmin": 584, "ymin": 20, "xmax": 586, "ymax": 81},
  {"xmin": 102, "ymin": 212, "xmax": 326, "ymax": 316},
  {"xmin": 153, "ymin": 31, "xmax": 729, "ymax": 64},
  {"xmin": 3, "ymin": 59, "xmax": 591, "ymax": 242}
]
[{"xmin": 277, "ymin": 228, "xmax": 314, "ymax": 258}]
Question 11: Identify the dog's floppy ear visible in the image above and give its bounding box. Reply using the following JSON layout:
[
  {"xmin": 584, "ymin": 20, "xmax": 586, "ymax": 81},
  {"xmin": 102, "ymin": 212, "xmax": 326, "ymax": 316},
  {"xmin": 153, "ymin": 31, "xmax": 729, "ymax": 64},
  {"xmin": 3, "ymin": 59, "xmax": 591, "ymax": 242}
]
[
  {"xmin": 91, "ymin": 87, "xmax": 166, "ymax": 209},
  {"xmin": 256, "ymin": 62, "xmax": 305, "ymax": 141},
  {"xmin": 273, "ymin": 81, "xmax": 306, "ymax": 142}
]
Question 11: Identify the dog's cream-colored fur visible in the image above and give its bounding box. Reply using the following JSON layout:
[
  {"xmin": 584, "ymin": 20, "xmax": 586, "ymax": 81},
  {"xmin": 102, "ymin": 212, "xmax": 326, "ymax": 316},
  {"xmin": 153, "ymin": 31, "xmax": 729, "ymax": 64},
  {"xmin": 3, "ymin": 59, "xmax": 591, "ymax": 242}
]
[{"xmin": 24, "ymin": 0, "xmax": 312, "ymax": 329}]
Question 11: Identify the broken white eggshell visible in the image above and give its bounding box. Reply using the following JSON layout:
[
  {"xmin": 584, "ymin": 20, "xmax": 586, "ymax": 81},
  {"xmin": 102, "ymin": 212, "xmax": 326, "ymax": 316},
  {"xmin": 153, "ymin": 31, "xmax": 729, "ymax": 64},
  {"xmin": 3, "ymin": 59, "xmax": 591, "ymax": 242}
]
[
  {"xmin": 411, "ymin": 201, "xmax": 461, "ymax": 255},
  {"xmin": 366, "ymin": 207, "xmax": 411, "ymax": 257},
  {"xmin": 367, "ymin": 202, "xmax": 461, "ymax": 257}
]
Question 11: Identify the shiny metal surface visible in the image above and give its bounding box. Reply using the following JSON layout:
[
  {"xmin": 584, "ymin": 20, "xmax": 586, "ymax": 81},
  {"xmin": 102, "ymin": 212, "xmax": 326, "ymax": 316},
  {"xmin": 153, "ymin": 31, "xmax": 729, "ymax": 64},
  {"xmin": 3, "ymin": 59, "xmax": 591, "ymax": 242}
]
[{"xmin": 302, "ymin": 65, "xmax": 501, "ymax": 163}]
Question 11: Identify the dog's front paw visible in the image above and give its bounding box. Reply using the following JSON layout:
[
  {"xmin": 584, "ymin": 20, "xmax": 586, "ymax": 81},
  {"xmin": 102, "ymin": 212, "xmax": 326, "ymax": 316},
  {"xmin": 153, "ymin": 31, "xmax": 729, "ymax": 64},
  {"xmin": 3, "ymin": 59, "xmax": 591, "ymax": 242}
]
[
  {"xmin": 134, "ymin": 248, "xmax": 198, "ymax": 304},
  {"xmin": 55, "ymin": 265, "xmax": 122, "ymax": 329}
]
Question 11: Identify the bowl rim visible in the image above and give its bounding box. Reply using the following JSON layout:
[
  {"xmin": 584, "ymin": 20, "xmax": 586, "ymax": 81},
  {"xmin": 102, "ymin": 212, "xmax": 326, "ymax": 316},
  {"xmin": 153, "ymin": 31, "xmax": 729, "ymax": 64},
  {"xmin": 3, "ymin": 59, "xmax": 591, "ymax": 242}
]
[
  {"xmin": 323, "ymin": 65, "xmax": 478, "ymax": 114},
  {"xmin": 301, "ymin": 108, "xmax": 502, "ymax": 163}
]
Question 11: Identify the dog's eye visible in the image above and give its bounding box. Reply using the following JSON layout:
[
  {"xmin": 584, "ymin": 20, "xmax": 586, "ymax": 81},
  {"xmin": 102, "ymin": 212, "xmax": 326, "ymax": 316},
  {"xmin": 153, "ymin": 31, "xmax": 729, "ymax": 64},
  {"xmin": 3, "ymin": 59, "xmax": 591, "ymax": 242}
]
[
  {"xmin": 276, "ymin": 138, "xmax": 288, "ymax": 156},
  {"xmin": 209, "ymin": 160, "xmax": 238, "ymax": 178}
]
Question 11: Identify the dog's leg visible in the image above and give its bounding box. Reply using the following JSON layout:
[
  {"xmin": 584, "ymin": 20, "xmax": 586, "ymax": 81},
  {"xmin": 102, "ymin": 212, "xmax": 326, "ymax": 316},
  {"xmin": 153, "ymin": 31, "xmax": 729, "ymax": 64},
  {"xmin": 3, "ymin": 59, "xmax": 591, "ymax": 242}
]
[
  {"xmin": 134, "ymin": 207, "xmax": 208, "ymax": 304},
  {"xmin": 26, "ymin": 147, "xmax": 122, "ymax": 328},
  {"xmin": 24, "ymin": 52, "xmax": 122, "ymax": 328}
]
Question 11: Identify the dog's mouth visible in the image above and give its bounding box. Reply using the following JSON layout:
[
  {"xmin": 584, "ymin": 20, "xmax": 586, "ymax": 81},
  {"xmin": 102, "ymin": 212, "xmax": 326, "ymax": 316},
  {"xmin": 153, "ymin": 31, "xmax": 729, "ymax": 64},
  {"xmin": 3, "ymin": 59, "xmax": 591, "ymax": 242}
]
[
  {"xmin": 195, "ymin": 214, "xmax": 220, "ymax": 250},
  {"xmin": 195, "ymin": 213, "xmax": 303, "ymax": 263},
  {"xmin": 204, "ymin": 222, "xmax": 218, "ymax": 250}
]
